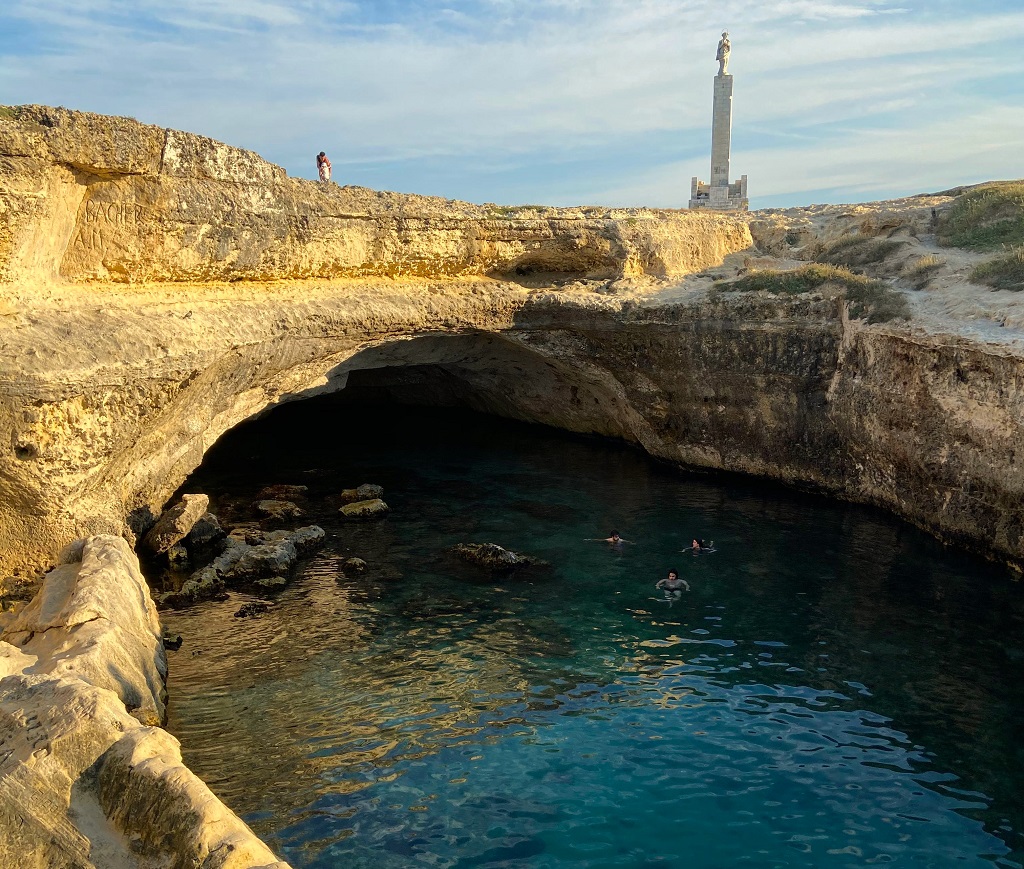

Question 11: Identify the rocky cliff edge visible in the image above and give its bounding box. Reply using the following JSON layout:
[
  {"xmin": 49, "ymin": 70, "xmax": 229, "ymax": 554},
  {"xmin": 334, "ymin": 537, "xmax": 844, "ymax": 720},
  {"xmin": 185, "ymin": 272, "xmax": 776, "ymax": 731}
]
[{"xmin": 0, "ymin": 534, "xmax": 289, "ymax": 869}]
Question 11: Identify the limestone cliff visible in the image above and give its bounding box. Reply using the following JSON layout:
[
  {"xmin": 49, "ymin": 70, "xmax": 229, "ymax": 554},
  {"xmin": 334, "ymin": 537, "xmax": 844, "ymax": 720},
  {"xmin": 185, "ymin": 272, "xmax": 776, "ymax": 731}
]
[
  {"xmin": 0, "ymin": 105, "xmax": 748, "ymax": 287},
  {"xmin": 0, "ymin": 535, "xmax": 288, "ymax": 869},
  {"xmin": 1, "ymin": 104, "xmax": 1023, "ymax": 869},
  {"xmin": 0, "ymin": 105, "xmax": 1021, "ymax": 586}
]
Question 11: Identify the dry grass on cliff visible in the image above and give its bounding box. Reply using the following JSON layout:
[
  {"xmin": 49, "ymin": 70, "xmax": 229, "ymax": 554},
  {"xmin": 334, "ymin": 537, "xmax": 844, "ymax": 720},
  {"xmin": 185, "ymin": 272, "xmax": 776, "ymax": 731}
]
[
  {"xmin": 729, "ymin": 264, "xmax": 910, "ymax": 323},
  {"xmin": 903, "ymin": 254, "xmax": 945, "ymax": 290},
  {"xmin": 937, "ymin": 181, "xmax": 1024, "ymax": 251},
  {"xmin": 806, "ymin": 233, "xmax": 906, "ymax": 267},
  {"xmin": 970, "ymin": 246, "xmax": 1024, "ymax": 292}
]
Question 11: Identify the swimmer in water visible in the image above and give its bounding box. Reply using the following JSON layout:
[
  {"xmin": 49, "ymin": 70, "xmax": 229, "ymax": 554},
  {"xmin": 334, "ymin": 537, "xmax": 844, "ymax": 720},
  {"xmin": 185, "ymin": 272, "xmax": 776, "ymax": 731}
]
[
  {"xmin": 587, "ymin": 530, "xmax": 631, "ymax": 545},
  {"xmin": 689, "ymin": 538, "xmax": 714, "ymax": 553},
  {"xmin": 655, "ymin": 569, "xmax": 690, "ymax": 596}
]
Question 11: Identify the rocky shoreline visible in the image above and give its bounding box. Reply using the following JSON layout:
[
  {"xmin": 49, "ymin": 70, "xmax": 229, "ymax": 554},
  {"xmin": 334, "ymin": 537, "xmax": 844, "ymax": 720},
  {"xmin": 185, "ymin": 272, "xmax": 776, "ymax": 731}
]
[{"xmin": 0, "ymin": 535, "xmax": 290, "ymax": 868}]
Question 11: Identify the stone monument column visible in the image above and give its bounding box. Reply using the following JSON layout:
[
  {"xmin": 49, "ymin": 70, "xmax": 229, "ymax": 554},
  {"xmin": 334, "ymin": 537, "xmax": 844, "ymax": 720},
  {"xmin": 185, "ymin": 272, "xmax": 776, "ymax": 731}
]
[
  {"xmin": 689, "ymin": 31, "xmax": 748, "ymax": 211},
  {"xmin": 710, "ymin": 72, "xmax": 733, "ymax": 190}
]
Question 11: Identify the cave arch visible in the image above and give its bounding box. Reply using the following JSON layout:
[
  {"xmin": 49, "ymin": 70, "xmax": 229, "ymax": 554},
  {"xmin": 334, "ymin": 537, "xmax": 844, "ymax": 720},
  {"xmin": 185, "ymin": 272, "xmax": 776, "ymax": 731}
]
[{"xmin": 107, "ymin": 328, "xmax": 662, "ymax": 547}]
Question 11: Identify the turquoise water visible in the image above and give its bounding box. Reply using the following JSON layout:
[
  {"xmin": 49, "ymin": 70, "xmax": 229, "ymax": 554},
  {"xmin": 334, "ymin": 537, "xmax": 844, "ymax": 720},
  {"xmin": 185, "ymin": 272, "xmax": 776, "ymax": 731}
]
[{"xmin": 162, "ymin": 401, "xmax": 1024, "ymax": 868}]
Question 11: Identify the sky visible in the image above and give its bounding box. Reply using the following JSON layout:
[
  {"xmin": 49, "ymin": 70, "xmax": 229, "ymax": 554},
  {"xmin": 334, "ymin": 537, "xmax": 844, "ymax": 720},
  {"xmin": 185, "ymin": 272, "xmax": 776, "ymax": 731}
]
[{"xmin": 1, "ymin": 0, "xmax": 1022, "ymax": 209}]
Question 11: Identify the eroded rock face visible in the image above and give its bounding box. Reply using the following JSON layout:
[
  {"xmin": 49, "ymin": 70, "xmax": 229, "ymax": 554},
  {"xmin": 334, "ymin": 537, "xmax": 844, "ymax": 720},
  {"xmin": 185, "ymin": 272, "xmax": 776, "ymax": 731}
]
[
  {"xmin": 0, "ymin": 105, "xmax": 749, "ymax": 287},
  {"xmin": 0, "ymin": 105, "xmax": 1022, "ymax": 582},
  {"xmin": 0, "ymin": 106, "xmax": 752, "ymax": 582},
  {"xmin": 255, "ymin": 499, "xmax": 304, "ymax": 521},
  {"xmin": 1, "ymin": 535, "xmax": 166, "ymax": 724},
  {"xmin": 0, "ymin": 535, "xmax": 289, "ymax": 868}
]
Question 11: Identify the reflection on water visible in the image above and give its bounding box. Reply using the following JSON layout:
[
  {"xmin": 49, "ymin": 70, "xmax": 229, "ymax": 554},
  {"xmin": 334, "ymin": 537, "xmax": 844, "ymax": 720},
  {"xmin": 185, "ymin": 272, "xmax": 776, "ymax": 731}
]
[{"xmin": 162, "ymin": 402, "xmax": 1024, "ymax": 868}]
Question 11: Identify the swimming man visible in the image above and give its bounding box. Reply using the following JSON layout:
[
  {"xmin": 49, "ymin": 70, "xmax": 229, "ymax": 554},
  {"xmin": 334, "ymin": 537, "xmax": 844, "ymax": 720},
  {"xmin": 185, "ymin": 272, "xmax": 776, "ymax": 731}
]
[{"xmin": 655, "ymin": 569, "xmax": 690, "ymax": 595}]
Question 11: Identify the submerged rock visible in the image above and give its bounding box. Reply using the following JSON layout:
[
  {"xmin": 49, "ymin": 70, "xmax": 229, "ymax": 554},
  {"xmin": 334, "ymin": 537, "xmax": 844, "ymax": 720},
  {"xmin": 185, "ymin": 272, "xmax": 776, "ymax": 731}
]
[
  {"xmin": 234, "ymin": 602, "xmax": 270, "ymax": 619},
  {"xmin": 451, "ymin": 543, "xmax": 547, "ymax": 571},
  {"xmin": 340, "ymin": 483, "xmax": 384, "ymax": 503},
  {"xmin": 340, "ymin": 498, "xmax": 390, "ymax": 520},
  {"xmin": 142, "ymin": 493, "xmax": 210, "ymax": 555},
  {"xmin": 256, "ymin": 484, "xmax": 308, "ymax": 501},
  {"xmin": 255, "ymin": 499, "xmax": 304, "ymax": 520},
  {"xmin": 341, "ymin": 557, "xmax": 368, "ymax": 574}
]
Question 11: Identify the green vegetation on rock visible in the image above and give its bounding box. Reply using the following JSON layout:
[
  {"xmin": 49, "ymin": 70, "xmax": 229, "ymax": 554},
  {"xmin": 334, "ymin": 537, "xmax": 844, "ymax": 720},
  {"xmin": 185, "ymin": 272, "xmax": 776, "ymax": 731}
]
[
  {"xmin": 729, "ymin": 264, "xmax": 910, "ymax": 323},
  {"xmin": 970, "ymin": 246, "xmax": 1024, "ymax": 292},
  {"xmin": 937, "ymin": 181, "xmax": 1024, "ymax": 251}
]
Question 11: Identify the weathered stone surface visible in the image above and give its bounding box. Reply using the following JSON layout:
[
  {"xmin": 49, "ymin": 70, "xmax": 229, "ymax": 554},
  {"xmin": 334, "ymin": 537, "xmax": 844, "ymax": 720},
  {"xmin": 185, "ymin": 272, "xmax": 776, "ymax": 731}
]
[
  {"xmin": 451, "ymin": 542, "xmax": 545, "ymax": 571},
  {"xmin": 0, "ymin": 105, "xmax": 748, "ymax": 288},
  {"xmin": 0, "ymin": 535, "xmax": 289, "ymax": 868},
  {"xmin": 1, "ymin": 535, "xmax": 166, "ymax": 723},
  {"xmin": 142, "ymin": 493, "xmax": 209, "ymax": 555},
  {"xmin": 340, "ymin": 484, "xmax": 384, "ymax": 503},
  {"xmin": 266, "ymin": 525, "xmax": 326, "ymax": 556},
  {"xmin": 255, "ymin": 499, "xmax": 303, "ymax": 520},
  {"xmin": 340, "ymin": 498, "xmax": 390, "ymax": 520},
  {"xmin": 160, "ymin": 525, "xmax": 325, "ymax": 607},
  {"xmin": 95, "ymin": 726, "xmax": 290, "ymax": 869},
  {"xmin": 229, "ymin": 540, "xmax": 298, "ymax": 581}
]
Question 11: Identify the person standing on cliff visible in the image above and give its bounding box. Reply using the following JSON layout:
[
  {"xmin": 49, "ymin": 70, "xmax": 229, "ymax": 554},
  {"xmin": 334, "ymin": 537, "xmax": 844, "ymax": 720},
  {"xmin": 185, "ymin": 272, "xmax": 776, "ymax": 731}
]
[{"xmin": 317, "ymin": 151, "xmax": 332, "ymax": 183}]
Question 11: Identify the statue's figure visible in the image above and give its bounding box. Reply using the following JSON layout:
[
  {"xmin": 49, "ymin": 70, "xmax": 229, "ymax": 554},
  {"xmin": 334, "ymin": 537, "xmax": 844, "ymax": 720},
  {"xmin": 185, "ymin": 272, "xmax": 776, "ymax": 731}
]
[{"xmin": 716, "ymin": 31, "xmax": 731, "ymax": 75}]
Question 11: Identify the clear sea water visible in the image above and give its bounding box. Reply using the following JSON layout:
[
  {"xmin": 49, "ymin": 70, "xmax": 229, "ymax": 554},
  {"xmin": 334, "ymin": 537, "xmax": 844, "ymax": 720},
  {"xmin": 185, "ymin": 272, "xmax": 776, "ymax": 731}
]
[{"xmin": 161, "ymin": 400, "xmax": 1024, "ymax": 869}]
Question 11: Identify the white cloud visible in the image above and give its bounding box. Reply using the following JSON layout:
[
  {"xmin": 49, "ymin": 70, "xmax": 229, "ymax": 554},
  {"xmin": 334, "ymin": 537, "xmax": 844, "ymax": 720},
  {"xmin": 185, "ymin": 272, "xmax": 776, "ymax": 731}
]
[
  {"xmin": 582, "ymin": 105, "xmax": 1024, "ymax": 207},
  {"xmin": 0, "ymin": 0, "xmax": 1021, "ymax": 205}
]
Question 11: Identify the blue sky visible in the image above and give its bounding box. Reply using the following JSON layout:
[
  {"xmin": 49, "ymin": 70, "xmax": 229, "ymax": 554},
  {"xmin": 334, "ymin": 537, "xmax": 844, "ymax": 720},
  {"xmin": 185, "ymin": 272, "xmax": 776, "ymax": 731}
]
[{"xmin": 1, "ymin": 0, "xmax": 1022, "ymax": 208}]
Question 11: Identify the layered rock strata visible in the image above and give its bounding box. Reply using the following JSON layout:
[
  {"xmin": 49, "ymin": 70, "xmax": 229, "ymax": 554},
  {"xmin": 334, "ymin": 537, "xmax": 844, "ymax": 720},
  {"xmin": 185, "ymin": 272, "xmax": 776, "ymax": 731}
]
[
  {"xmin": 0, "ymin": 105, "xmax": 1021, "ymax": 578},
  {"xmin": 0, "ymin": 535, "xmax": 289, "ymax": 869},
  {"xmin": 0, "ymin": 104, "xmax": 749, "ymax": 288}
]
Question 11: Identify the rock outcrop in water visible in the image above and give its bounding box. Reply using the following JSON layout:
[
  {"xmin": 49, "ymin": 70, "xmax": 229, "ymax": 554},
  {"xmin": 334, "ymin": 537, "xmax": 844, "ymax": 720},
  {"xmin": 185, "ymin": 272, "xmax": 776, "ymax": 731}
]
[
  {"xmin": 452, "ymin": 543, "xmax": 547, "ymax": 571},
  {"xmin": 162, "ymin": 525, "xmax": 326, "ymax": 607}
]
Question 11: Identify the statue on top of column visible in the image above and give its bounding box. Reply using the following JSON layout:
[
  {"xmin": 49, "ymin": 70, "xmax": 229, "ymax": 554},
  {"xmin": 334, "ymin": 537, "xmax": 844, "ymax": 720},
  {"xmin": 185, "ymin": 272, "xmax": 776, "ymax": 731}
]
[{"xmin": 716, "ymin": 31, "xmax": 731, "ymax": 76}]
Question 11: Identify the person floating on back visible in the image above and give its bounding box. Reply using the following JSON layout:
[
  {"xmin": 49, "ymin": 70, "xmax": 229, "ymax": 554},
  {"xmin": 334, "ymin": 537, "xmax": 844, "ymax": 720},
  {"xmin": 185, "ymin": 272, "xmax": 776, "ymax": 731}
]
[
  {"xmin": 655, "ymin": 569, "xmax": 690, "ymax": 596},
  {"xmin": 317, "ymin": 151, "xmax": 332, "ymax": 183}
]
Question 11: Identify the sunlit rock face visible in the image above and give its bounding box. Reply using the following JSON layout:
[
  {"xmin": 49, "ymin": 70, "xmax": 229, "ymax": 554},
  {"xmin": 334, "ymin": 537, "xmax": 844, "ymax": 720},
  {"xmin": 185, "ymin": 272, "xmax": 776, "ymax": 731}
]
[
  {"xmin": 0, "ymin": 105, "xmax": 1021, "ymax": 584},
  {"xmin": 0, "ymin": 535, "xmax": 289, "ymax": 869},
  {"xmin": 0, "ymin": 105, "xmax": 749, "ymax": 286}
]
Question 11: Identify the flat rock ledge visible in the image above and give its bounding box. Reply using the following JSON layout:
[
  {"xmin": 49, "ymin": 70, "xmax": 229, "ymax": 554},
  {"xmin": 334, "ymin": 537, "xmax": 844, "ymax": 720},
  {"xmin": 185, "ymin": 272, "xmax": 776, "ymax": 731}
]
[{"xmin": 0, "ymin": 534, "xmax": 290, "ymax": 869}]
